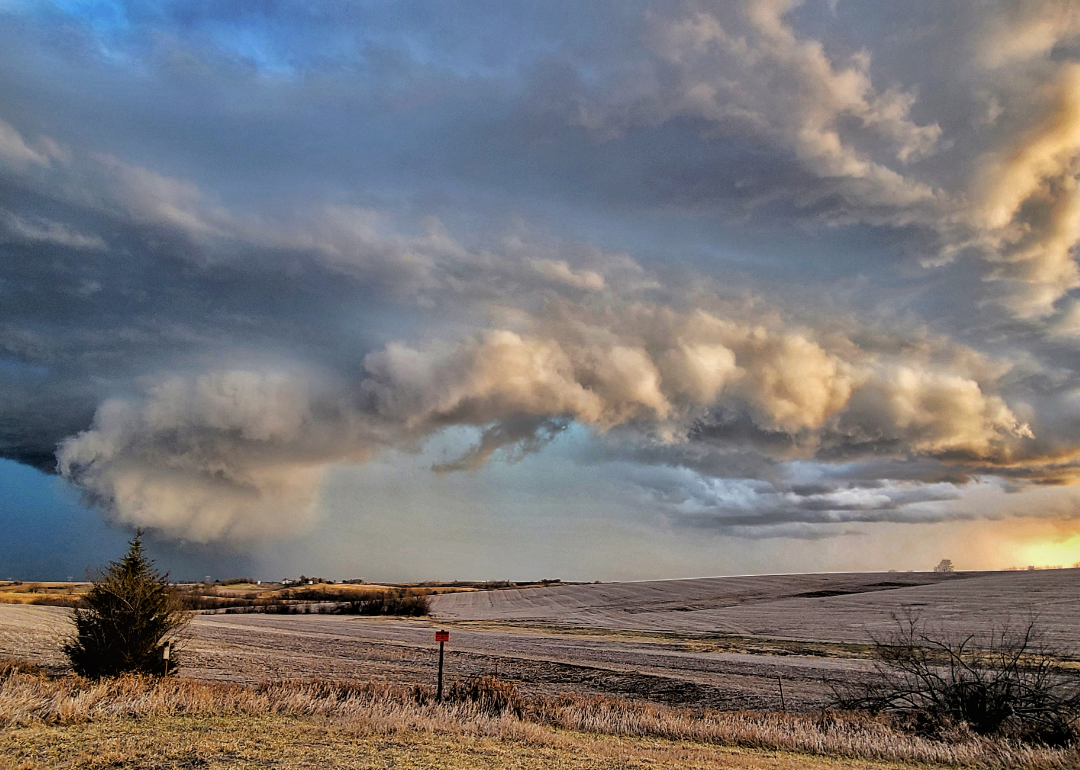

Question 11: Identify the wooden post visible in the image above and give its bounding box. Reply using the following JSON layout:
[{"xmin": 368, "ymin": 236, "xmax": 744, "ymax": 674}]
[
  {"xmin": 437, "ymin": 640, "xmax": 444, "ymax": 701},
  {"xmin": 163, "ymin": 641, "xmax": 171, "ymax": 677},
  {"xmin": 777, "ymin": 676, "xmax": 785, "ymax": 711},
  {"xmin": 435, "ymin": 630, "xmax": 449, "ymax": 702}
]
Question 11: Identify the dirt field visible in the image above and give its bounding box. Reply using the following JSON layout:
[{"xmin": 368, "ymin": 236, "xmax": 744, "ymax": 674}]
[
  {"xmin": 0, "ymin": 605, "xmax": 865, "ymax": 710},
  {"xmin": 2, "ymin": 569, "xmax": 1077, "ymax": 714},
  {"xmin": 429, "ymin": 569, "xmax": 1080, "ymax": 648}
]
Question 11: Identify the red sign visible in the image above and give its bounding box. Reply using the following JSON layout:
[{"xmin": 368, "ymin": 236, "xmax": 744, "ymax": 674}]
[{"xmin": 435, "ymin": 630, "xmax": 449, "ymax": 642}]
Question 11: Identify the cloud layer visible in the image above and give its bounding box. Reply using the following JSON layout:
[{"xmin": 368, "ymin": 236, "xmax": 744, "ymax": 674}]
[{"xmin": 2, "ymin": 1, "xmax": 1080, "ymax": 549}]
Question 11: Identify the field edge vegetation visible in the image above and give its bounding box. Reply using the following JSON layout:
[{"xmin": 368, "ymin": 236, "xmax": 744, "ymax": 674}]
[{"xmin": 0, "ymin": 659, "xmax": 1076, "ymax": 769}]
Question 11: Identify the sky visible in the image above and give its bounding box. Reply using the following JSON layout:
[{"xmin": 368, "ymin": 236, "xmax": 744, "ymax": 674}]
[{"xmin": 3, "ymin": 0, "xmax": 1080, "ymax": 581}]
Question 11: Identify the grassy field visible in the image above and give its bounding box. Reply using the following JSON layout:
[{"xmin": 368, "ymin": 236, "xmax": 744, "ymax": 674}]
[
  {"xmin": 0, "ymin": 713, "xmax": 954, "ymax": 770},
  {"xmin": 2, "ymin": 665, "xmax": 1076, "ymax": 769}
]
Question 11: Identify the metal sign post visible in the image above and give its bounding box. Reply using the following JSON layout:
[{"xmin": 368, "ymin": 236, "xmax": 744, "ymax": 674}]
[{"xmin": 435, "ymin": 630, "xmax": 449, "ymax": 701}]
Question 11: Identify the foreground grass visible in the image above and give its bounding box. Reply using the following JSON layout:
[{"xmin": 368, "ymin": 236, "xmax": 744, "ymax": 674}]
[
  {"xmin": 2, "ymin": 713, "xmax": 949, "ymax": 770},
  {"xmin": 0, "ymin": 664, "xmax": 1076, "ymax": 769}
]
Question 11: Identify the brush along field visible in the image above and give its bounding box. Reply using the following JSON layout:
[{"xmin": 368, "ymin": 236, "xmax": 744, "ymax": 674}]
[
  {"xmin": 2, "ymin": 670, "xmax": 1076, "ymax": 769},
  {"xmin": 0, "ymin": 579, "xmax": 483, "ymax": 612},
  {"xmin": 0, "ymin": 582, "xmax": 87, "ymax": 606}
]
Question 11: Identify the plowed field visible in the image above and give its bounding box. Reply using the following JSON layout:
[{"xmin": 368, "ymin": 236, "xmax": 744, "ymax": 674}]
[{"xmin": 2, "ymin": 569, "xmax": 1076, "ymax": 711}]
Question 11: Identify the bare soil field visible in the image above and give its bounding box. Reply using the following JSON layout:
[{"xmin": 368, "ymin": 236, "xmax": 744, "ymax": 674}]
[
  {"xmin": 2, "ymin": 569, "xmax": 1077, "ymax": 714},
  {"xmin": 429, "ymin": 569, "xmax": 1080, "ymax": 649},
  {"xmin": 0, "ymin": 605, "xmax": 862, "ymax": 710}
]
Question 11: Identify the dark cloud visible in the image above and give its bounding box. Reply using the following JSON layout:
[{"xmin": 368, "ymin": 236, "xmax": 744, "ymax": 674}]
[{"xmin": 1, "ymin": 0, "xmax": 1080, "ymax": 550}]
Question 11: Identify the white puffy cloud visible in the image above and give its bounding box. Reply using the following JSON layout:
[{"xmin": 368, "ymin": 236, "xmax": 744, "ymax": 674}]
[
  {"xmin": 974, "ymin": 0, "xmax": 1080, "ymax": 68},
  {"xmin": 578, "ymin": 1, "xmax": 942, "ymax": 214},
  {"xmin": 529, "ymin": 259, "xmax": 606, "ymax": 291},
  {"xmin": 839, "ymin": 366, "xmax": 1032, "ymax": 458},
  {"xmin": 0, "ymin": 118, "xmax": 54, "ymax": 170},
  {"xmin": 366, "ymin": 304, "xmax": 1030, "ymax": 461},
  {"xmin": 55, "ymin": 295, "xmax": 1037, "ymax": 543},
  {"xmin": 968, "ymin": 65, "xmax": 1080, "ymax": 315},
  {"xmin": 58, "ymin": 372, "xmax": 340, "ymax": 541}
]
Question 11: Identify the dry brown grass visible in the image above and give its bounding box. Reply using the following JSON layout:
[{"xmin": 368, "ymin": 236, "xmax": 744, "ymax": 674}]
[
  {"xmin": 0, "ymin": 663, "xmax": 1075, "ymax": 768},
  {"xmin": 258, "ymin": 583, "xmax": 478, "ymax": 600},
  {"xmin": 0, "ymin": 584, "xmax": 87, "ymax": 608},
  {"xmin": 2, "ymin": 713, "xmax": 936, "ymax": 770}
]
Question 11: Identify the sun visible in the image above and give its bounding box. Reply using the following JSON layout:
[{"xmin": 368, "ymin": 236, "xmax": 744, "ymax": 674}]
[{"xmin": 1016, "ymin": 534, "xmax": 1080, "ymax": 569}]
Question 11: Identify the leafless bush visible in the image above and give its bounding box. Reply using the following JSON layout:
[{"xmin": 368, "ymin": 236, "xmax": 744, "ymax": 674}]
[
  {"xmin": 176, "ymin": 589, "xmax": 251, "ymax": 611},
  {"xmin": 444, "ymin": 676, "xmax": 524, "ymax": 716},
  {"xmin": 277, "ymin": 587, "xmax": 357, "ymax": 602},
  {"xmin": 833, "ymin": 613, "xmax": 1080, "ymax": 746},
  {"xmin": 334, "ymin": 590, "xmax": 430, "ymax": 616},
  {"xmin": 27, "ymin": 595, "xmax": 80, "ymax": 608}
]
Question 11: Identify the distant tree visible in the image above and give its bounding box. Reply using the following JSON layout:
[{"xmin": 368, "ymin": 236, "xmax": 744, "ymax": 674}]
[
  {"xmin": 934, "ymin": 559, "xmax": 955, "ymax": 573},
  {"xmin": 63, "ymin": 530, "xmax": 191, "ymax": 678}
]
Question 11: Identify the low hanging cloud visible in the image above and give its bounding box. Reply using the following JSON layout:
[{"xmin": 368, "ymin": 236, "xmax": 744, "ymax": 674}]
[
  {"xmin": 57, "ymin": 372, "xmax": 333, "ymax": 541},
  {"xmin": 58, "ymin": 303, "xmax": 1034, "ymax": 542}
]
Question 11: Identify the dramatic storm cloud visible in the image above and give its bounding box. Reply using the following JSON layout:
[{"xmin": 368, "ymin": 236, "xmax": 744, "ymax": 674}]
[{"xmin": 4, "ymin": 0, "xmax": 1080, "ymax": 575}]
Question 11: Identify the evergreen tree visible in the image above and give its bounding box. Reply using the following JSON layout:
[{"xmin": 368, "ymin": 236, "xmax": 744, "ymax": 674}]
[{"xmin": 63, "ymin": 530, "xmax": 191, "ymax": 677}]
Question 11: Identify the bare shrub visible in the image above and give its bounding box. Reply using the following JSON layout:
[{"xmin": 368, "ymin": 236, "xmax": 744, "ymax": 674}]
[
  {"xmin": 833, "ymin": 613, "xmax": 1080, "ymax": 745},
  {"xmin": 336, "ymin": 590, "xmax": 430, "ymax": 616},
  {"xmin": 62, "ymin": 531, "xmax": 191, "ymax": 678},
  {"xmin": 445, "ymin": 676, "xmax": 524, "ymax": 716},
  {"xmin": 176, "ymin": 588, "xmax": 252, "ymax": 611},
  {"xmin": 27, "ymin": 595, "xmax": 79, "ymax": 608},
  {"xmin": 278, "ymin": 587, "xmax": 360, "ymax": 602}
]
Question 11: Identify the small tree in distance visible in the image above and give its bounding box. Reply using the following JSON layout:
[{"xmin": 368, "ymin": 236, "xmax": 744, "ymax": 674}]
[
  {"xmin": 934, "ymin": 559, "xmax": 955, "ymax": 573},
  {"xmin": 63, "ymin": 530, "xmax": 191, "ymax": 678}
]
